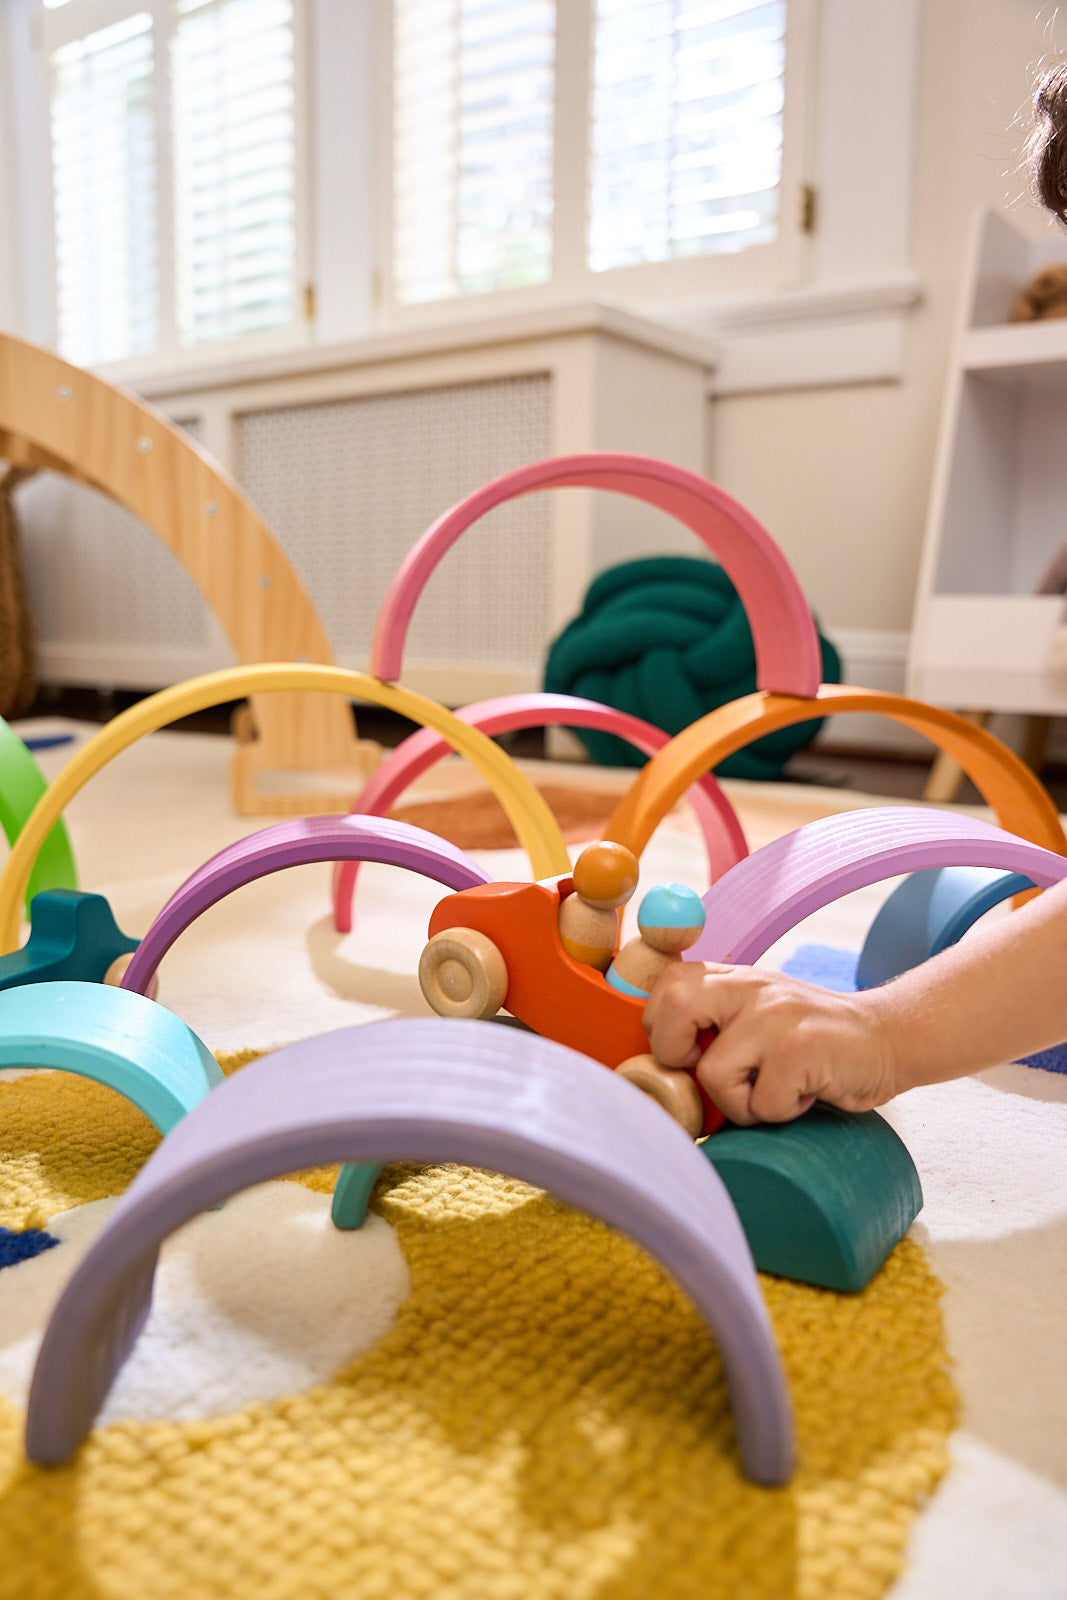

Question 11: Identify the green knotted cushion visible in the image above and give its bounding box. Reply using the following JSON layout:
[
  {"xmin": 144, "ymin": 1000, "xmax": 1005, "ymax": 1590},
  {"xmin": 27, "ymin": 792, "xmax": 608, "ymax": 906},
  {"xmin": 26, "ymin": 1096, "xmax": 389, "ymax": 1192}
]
[{"xmin": 543, "ymin": 556, "xmax": 841, "ymax": 779}]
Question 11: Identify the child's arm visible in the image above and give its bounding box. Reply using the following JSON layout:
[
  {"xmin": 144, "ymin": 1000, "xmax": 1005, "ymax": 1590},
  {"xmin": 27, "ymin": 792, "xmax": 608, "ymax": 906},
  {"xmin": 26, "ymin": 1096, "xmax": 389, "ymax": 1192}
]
[{"xmin": 643, "ymin": 877, "xmax": 1067, "ymax": 1125}]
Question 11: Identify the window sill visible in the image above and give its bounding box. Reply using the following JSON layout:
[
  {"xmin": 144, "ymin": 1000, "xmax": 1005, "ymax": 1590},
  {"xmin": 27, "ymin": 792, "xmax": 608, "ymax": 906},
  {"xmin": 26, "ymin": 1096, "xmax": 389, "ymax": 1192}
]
[
  {"xmin": 126, "ymin": 301, "xmax": 719, "ymax": 403},
  {"xmin": 117, "ymin": 279, "xmax": 924, "ymax": 407},
  {"xmin": 659, "ymin": 277, "xmax": 925, "ymax": 395}
]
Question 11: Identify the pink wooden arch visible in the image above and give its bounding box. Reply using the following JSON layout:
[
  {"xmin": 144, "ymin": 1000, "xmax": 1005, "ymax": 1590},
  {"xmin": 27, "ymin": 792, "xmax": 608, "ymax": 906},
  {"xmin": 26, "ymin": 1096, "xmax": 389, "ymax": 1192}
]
[
  {"xmin": 331, "ymin": 692, "xmax": 750, "ymax": 933},
  {"xmin": 690, "ymin": 807, "xmax": 1067, "ymax": 967},
  {"xmin": 370, "ymin": 453, "xmax": 823, "ymax": 695}
]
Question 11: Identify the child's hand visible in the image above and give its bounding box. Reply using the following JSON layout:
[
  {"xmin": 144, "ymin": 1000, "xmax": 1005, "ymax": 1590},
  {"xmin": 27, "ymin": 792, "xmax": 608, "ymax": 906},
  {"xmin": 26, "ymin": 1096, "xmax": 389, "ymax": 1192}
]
[{"xmin": 643, "ymin": 962, "xmax": 899, "ymax": 1126}]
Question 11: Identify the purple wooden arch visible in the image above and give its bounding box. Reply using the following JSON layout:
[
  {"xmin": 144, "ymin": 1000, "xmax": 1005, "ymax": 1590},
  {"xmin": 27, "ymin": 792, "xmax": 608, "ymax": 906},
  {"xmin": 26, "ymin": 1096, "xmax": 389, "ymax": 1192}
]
[
  {"xmin": 370, "ymin": 454, "xmax": 823, "ymax": 696},
  {"xmin": 332, "ymin": 691, "xmax": 749, "ymax": 933},
  {"xmin": 121, "ymin": 815, "xmax": 490, "ymax": 996},
  {"xmin": 25, "ymin": 1018, "xmax": 794, "ymax": 1485},
  {"xmin": 690, "ymin": 807, "xmax": 1067, "ymax": 967}
]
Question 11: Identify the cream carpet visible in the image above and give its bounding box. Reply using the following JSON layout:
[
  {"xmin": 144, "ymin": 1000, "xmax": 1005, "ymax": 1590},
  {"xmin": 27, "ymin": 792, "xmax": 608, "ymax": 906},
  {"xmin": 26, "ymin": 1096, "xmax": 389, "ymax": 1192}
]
[{"xmin": 2, "ymin": 717, "xmax": 1066, "ymax": 1599}]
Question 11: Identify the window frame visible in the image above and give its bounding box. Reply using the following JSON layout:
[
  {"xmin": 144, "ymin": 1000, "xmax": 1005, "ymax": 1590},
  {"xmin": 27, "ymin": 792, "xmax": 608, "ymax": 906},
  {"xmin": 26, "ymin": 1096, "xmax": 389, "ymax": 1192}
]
[
  {"xmin": 379, "ymin": 0, "xmax": 819, "ymax": 331},
  {"xmin": 18, "ymin": 0, "xmax": 316, "ymax": 373},
  {"xmin": 0, "ymin": 0, "xmax": 923, "ymax": 393}
]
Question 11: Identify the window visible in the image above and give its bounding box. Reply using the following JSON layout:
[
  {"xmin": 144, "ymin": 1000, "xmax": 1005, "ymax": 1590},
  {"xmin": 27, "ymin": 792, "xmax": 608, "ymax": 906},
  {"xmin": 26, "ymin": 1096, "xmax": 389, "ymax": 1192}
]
[
  {"xmin": 5, "ymin": 0, "xmax": 833, "ymax": 375},
  {"xmin": 588, "ymin": 0, "xmax": 787, "ymax": 270},
  {"xmin": 392, "ymin": 0, "xmax": 556, "ymax": 304},
  {"xmin": 390, "ymin": 0, "xmax": 809, "ymax": 315},
  {"xmin": 38, "ymin": 0, "xmax": 304, "ymax": 368}
]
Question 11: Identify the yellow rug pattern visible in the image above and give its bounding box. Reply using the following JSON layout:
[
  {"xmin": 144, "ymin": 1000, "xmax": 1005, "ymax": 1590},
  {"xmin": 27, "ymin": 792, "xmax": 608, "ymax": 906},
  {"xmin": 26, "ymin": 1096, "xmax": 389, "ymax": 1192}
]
[{"xmin": 0, "ymin": 1060, "xmax": 957, "ymax": 1600}]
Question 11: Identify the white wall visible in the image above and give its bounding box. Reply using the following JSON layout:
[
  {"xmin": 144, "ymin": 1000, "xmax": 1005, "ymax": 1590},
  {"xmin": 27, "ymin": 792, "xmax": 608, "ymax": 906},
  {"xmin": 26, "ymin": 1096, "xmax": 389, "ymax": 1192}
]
[{"xmin": 708, "ymin": 0, "xmax": 1067, "ymax": 667}]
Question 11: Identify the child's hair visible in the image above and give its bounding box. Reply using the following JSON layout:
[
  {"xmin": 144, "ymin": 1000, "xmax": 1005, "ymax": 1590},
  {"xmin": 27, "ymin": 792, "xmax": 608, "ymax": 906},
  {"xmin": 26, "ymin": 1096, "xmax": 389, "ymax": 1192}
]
[{"xmin": 1029, "ymin": 61, "xmax": 1067, "ymax": 224}]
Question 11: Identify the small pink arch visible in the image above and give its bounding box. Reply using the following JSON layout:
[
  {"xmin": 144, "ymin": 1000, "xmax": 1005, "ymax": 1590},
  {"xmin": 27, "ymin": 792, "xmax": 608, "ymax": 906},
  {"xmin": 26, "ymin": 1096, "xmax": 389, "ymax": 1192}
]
[
  {"xmin": 121, "ymin": 814, "xmax": 490, "ymax": 997},
  {"xmin": 370, "ymin": 453, "xmax": 822, "ymax": 696},
  {"xmin": 690, "ymin": 807, "xmax": 1067, "ymax": 967},
  {"xmin": 331, "ymin": 691, "xmax": 750, "ymax": 934}
]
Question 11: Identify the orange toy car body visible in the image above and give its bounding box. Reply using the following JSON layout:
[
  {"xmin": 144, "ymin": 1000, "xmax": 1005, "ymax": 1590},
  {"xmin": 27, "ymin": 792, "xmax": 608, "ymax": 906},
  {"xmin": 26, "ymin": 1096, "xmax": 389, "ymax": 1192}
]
[{"xmin": 426, "ymin": 875, "xmax": 724, "ymax": 1136}]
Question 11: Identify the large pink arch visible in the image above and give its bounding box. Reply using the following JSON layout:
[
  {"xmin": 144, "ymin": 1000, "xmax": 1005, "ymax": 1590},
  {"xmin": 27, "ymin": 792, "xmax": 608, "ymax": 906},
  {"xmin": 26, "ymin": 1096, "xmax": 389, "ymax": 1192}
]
[
  {"xmin": 331, "ymin": 692, "xmax": 750, "ymax": 933},
  {"xmin": 370, "ymin": 454, "xmax": 823, "ymax": 695}
]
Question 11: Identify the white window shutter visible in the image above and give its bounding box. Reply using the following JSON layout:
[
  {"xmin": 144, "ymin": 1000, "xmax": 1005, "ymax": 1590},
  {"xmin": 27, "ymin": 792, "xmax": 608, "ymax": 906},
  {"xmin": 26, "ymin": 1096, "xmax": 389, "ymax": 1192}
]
[
  {"xmin": 392, "ymin": 0, "xmax": 556, "ymax": 305},
  {"xmin": 171, "ymin": 0, "xmax": 299, "ymax": 347},
  {"xmin": 50, "ymin": 12, "xmax": 159, "ymax": 367},
  {"xmin": 590, "ymin": 0, "xmax": 787, "ymax": 271}
]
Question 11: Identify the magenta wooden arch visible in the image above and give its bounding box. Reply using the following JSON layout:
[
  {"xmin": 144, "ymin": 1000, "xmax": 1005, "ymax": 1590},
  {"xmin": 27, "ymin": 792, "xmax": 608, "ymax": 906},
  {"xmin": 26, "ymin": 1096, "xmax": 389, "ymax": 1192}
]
[
  {"xmin": 120, "ymin": 815, "xmax": 490, "ymax": 997},
  {"xmin": 331, "ymin": 691, "xmax": 749, "ymax": 934},
  {"xmin": 689, "ymin": 807, "xmax": 1067, "ymax": 967},
  {"xmin": 370, "ymin": 453, "xmax": 823, "ymax": 695}
]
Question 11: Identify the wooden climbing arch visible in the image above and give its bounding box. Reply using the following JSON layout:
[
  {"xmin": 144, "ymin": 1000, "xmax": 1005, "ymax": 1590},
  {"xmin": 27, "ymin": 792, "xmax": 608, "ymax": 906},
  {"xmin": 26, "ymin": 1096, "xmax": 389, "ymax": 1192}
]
[{"xmin": 0, "ymin": 330, "xmax": 375, "ymax": 815}]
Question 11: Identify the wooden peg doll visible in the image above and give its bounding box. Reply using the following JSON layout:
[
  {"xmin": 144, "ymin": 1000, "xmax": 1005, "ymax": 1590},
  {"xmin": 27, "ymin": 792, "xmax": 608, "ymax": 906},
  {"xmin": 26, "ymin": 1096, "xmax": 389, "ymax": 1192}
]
[
  {"xmin": 606, "ymin": 882, "xmax": 706, "ymax": 998},
  {"xmin": 557, "ymin": 840, "xmax": 639, "ymax": 972}
]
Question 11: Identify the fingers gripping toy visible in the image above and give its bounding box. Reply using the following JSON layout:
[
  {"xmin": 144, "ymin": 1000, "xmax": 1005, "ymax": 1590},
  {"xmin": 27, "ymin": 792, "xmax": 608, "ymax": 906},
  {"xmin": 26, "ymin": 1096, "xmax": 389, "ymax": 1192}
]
[
  {"xmin": 417, "ymin": 856, "xmax": 726, "ymax": 1139},
  {"xmin": 605, "ymin": 883, "xmax": 710, "ymax": 1137}
]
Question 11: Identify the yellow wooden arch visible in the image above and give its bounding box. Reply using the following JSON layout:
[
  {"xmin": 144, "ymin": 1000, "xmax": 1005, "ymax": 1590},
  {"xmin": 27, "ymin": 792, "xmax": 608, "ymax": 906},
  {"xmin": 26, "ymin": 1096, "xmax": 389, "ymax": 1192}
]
[
  {"xmin": 0, "ymin": 664, "xmax": 572, "ymax": 954},
  {"xmin": 0, "ymin": 330, "xmax": 373, "ymax": 816}
]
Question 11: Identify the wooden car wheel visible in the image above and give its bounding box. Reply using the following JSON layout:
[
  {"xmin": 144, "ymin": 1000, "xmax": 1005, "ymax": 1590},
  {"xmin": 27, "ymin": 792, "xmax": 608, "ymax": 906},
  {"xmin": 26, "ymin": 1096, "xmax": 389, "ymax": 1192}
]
[
  {"xmin": 615, "ymin": 1053, "xmax": 704, "ymax": 1138},
  {"xmin": 419, "ymin": 928, "xmax": 509, "ymax": 1020}
]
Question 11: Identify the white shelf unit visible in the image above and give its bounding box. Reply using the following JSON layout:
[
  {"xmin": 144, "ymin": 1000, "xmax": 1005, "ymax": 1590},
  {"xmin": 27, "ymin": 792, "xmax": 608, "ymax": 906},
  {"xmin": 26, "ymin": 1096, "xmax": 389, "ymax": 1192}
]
[{"xmin": 908, "ymin": 210, "xmax": 1067, "ymax": 721}]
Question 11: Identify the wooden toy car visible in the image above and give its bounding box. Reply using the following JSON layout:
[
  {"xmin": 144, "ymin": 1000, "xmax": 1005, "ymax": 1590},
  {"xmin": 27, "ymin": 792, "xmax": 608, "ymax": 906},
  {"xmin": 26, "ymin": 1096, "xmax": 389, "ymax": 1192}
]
[{"xmin": 420, "ymin": 873, "xmax": 725, "ymax": 1138}]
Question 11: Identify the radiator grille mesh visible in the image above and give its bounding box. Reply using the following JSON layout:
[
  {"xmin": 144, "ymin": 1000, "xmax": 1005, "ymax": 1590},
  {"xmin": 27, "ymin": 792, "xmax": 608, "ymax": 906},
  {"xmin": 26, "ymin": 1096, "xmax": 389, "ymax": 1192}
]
[
  {"xmin": 13, "ymin": 376, "xmax": 554, "ymax": 690},
  {"xmin": 233, "ymin": 375, "xmax": 554, "ymax": 675},
  {"xmin": 17, "ymin": 458, "xmax": 217, "ymax": 660}
]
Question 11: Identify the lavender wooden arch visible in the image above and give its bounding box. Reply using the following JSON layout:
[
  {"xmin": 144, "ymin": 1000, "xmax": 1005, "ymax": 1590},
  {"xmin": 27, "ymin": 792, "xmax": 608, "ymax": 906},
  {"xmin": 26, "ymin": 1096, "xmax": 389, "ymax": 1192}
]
[
  {"xmin": 120, "ymin": 815, "xmax": 490, "ymax": 997},
  {"xmin": 332, "ymin": 692, "xmax": 749, "ymax": 933},
  {"xmin": 370, "ymin": 454, "xmax": 822, "ymax": 696},
  {"xmin": 25, "ymin": 1018, "xmax": 794, "ymax": 1485},
  {"xmin": 689, "ymin": 807, "xmax": 1067, "ymax": 967}
]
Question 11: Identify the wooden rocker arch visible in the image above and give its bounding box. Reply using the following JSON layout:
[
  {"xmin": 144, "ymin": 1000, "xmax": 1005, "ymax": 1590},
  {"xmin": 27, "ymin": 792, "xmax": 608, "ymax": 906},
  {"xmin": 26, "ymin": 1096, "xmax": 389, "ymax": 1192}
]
[
  {"xmin": 604, "ymin": 687, "xmax": 1067, "ymax": 859},
  {"xmin": 0, "ymin": 664, "xmax": 571, "ymax": 954},
  {"xmin": 0, "ymin": 330, "xmax": 372, "ymax": 815}
]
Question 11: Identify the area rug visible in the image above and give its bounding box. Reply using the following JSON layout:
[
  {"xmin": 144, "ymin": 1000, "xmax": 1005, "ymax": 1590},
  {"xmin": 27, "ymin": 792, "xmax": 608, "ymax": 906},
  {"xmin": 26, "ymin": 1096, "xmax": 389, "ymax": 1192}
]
[
  {"xmin": 0, "ymin": 720, "xmax": 1065, "ymax": 1599},
  {"xmin": 0, "ymin": 1056, "xmax": 955, "ymax": 1600}
]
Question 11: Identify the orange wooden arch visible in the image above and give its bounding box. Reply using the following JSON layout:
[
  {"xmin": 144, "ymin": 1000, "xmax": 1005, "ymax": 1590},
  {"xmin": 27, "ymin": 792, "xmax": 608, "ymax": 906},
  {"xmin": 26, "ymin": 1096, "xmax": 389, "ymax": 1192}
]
[
  {"xmin": 604, "ymin": 687, "xmax": 1067, "ymax": 858},
  {"xmin": 0, "ymin": 330, "xmax": 374, "ymax": 815}
]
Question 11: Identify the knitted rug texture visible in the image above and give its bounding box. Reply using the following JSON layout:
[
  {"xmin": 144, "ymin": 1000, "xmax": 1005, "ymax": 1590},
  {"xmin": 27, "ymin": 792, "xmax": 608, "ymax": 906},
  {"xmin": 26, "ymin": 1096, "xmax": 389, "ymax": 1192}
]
[{"xmin": 0, "ymin": 1053, "xmax": 957, "ymax": 1600}]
